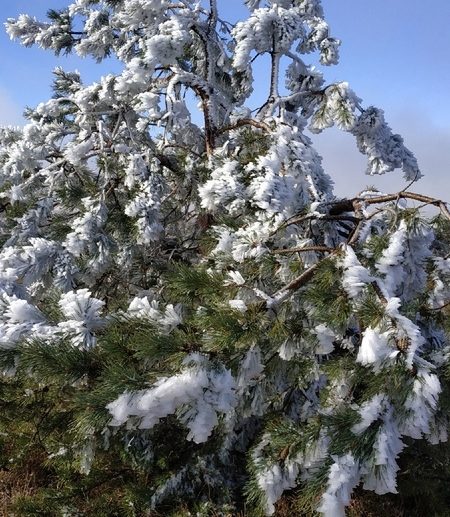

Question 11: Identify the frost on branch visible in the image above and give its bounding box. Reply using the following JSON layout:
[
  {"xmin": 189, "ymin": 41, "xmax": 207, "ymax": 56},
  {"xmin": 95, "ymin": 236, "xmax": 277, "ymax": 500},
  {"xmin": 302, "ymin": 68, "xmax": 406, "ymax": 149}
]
[
  {"xmin": 127, "ymin": 295, "xmax": 182, "ymax": 333},
  {"xmin": 58, "ymin": 289, "xmax": 105, "ymax": 348},
  {"xmin": 352, "ymin": 107, "xmax": 422, "ymax": 180},
  {"xmin": 107, "ymin": 355, "xmax": 236, "ymax": 444},
  {"xmin": 341, "ymin": 245, "xmax": 373, "ymax": 299},
  {"xmin": 317, "ymin": 454, "xmax": 360, "ymax": 517}
]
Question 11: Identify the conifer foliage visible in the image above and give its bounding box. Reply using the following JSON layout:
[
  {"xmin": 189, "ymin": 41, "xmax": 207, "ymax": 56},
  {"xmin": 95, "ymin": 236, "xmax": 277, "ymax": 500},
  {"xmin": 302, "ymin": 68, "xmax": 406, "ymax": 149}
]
[{"xmin": 1, "ymin": 1, "xmax": 450, "ymax": 515}]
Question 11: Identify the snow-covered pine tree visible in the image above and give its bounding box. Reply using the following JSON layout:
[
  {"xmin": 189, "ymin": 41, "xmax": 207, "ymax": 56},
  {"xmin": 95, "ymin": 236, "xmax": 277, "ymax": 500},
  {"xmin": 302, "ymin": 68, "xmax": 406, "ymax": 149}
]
[{"xmin": 1, "ymin": 1, "xmax": 450, "ymax": 515}]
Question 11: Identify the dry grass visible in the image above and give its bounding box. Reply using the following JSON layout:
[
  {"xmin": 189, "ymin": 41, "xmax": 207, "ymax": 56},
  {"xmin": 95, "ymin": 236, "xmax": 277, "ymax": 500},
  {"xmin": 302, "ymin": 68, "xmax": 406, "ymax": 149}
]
[
  {"xmin": 0, "ymin": 462, "xmax": 411, "ymax": 517},
  {"xmin": 0, "ymin": 450, "xmax": 48, "ymax": 517},
  {"xmin": 347, "ymin": 491, "xmax": 405, "ymax": 517}
]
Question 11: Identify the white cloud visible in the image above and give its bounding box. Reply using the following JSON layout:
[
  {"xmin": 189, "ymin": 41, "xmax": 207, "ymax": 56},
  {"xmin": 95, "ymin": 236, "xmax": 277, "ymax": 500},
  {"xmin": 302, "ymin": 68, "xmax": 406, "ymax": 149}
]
[
  {"xmin": 311, "ymin": 109, "xmax": 450, "ymax": 203},
  {"xmin": 0, "ymin": 88, "xmax": 24, "ymax": 127}
]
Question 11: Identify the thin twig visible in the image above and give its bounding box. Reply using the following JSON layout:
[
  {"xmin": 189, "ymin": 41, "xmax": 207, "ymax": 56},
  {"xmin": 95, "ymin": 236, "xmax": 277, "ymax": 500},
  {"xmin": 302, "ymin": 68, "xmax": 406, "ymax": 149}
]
[
  {"xmin": 430, "ymin": 300, "xmax": 450, "ymax": 311},
  {"xmin": 217, "ymin": 118, "xmax": 271, "ymax": 134},
  {"xmin": 270, "ymin": 213, "xmax": 359, "ymax": 238},
  {"xmin": 347, "ymin": 200, "xmax": 364, "ymax": 245},
  {"xmin": 272, "ymin": 246, "xmax": 335, "ymax": 255},
  {"xmin": 271, "ymin": 250, "xmax": 340, "ymax": 304}
]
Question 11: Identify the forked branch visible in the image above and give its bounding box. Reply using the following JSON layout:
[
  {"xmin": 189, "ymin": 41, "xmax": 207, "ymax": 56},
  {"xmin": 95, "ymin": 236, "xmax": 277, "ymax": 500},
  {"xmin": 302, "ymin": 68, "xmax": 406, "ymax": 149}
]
[{"xmin": 271, "ymin": 190, "xmax": 450, "ymax": 305}]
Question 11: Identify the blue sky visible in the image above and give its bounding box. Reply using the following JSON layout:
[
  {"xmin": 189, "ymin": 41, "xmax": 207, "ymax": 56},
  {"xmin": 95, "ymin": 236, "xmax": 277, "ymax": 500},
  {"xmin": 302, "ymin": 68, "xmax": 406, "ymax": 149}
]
[{"xmin": 0, "ymin": 1, "xmax": 449, "ymax": 198}]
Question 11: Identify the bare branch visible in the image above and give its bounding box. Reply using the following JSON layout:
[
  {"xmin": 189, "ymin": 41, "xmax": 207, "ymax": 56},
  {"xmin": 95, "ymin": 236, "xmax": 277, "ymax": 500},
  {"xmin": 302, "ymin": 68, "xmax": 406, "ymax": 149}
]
[
  {"xmin": 272, "ymin": 244, "xmax": 344, "ymax": 304},
  {"xmin": 270, "ymin": 213, "xmax": 360, "ymax": 238},
  {"xmin": 370, "ymin": 281, "xmax": 388, "ymax": 306},
  {"xmin": 430, "ymin": 300, "xmax": 450, "ymax": 311},
  {"xmin": 271, "ymin": 258, "xmax": 330, "ymax": 305},
  {"xmin": 347, "ymin": 200, "xmax": 364, "ymax": 245},
  {"xmin": 326, "ymin": 192, "xmax": 450, "ymax": 222},
  {"xmin": 217, "ymin": 118, "xmax": 271, "ymax": 134},
  {"xmin": 272, "ymin": 245, "xmax": 335, "ymax": 255}
]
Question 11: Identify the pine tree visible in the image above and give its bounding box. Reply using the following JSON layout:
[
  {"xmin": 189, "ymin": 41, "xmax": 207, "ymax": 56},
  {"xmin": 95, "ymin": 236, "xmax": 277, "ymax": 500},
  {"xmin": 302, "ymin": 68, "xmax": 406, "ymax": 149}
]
[{"xmin": 1, "ymin": 1, "xmax": 450, "ymax": 515}]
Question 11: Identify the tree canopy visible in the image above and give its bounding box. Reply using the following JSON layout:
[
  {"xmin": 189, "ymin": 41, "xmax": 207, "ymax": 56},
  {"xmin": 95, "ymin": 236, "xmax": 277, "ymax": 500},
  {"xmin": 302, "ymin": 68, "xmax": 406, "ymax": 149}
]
[{"xmin": 1, "ymin": 1, "xmax": 450, "ymax": 515}]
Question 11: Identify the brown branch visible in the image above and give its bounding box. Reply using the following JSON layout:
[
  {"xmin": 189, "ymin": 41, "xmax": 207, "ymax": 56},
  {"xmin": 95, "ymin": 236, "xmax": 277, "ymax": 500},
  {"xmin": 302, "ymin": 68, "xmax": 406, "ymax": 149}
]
[
  {"xmin": 328, "ymin": 199, "xmax": 355, "ymax": 215},
  {"xmin": 355, "ymin": 192, "xmax": 450, "ymax": 219},
  {"xmin": 370, "ymin": 281, "xmax": 388, "ymax": 306},
  {"xmin": 156, "ymin": 154, "xmax": 180, "ymax": 174},
  {"xmin": 190, "ymin": 18, "xmax": 216, "ymax": 156},
  {"xmin": 359, "ymin": 192, "xmax": 438, "ymax": 205},
  {"xmin": 269, "ymin": 190, "xmax": 450, "ymax": 307},
  {"xmin": 296, "ymin": 213, "xmax": 359, "ymax": 226},
  {"xmin": 430, "ymin": 300, "xmax": 450, "ymax": 311},
  {"xmin": 270, "ymin": 213, "xmax": 359, "ymax": 238},
  {"xmin": 271, "ymin": 249, "xmax": 340, "ymax": 304},
  {"xmin": 272, "ymin": 245, "xmax": 335, "ymax": 255},
  {"xmin": 279, "ymin": 261, "xmax": 323, "ymax": 293},
  {"xmin": 347, "ymin": 200, "xmax": 364, "ymax": 245},
  {"xmin": 327, "ymin": 192, "xmax": 450, "ymax": 222},
  {"xmin": 192, "ymin": 85, "xmax": 215, "ymax": 156},
  {"xmin": 216, "ymin": 118, "xmax": 271, "ymax": 135},
  {"xmin": 439, "ymin": 202, "xmax": 450, "ymax": 220},
  {"xmin": 161, "ymin": 143, "xmax": 202, "ymax": 158},
  {"xmin": 271, "ymin": 248, "xmax": 389, "ymax": 307}
]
